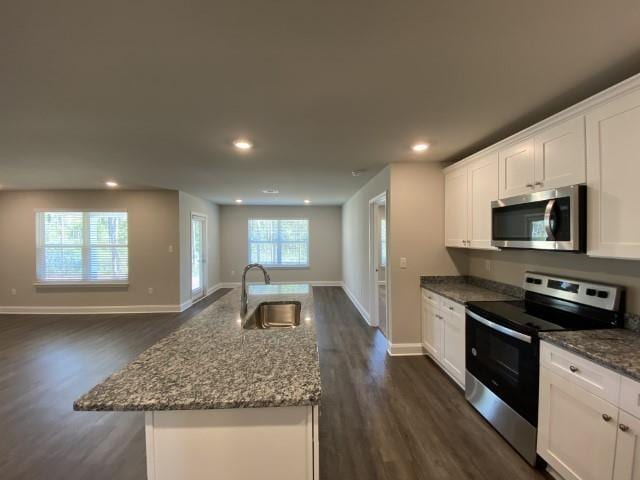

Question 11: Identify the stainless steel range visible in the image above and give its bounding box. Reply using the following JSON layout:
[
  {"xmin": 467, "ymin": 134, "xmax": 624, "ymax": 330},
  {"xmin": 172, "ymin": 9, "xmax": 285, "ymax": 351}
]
[{"xmin": 465, "ymin": 272, "xmax": 625, "ymax": 466}]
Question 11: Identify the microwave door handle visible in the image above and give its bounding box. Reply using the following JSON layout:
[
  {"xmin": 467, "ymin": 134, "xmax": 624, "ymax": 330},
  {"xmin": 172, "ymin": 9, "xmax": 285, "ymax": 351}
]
[
  {"xmin": 467, "ymin": 311, "xmax": 532, "ymax": 344},
  {"xmin": 544, "ymin": 199, "xmax": 557, "ymax": 241}
]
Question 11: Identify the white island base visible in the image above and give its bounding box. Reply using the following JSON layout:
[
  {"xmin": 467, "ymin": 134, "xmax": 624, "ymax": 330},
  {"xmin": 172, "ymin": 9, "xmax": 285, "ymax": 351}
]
[{"xmin": 145, "ymin": 405, "xmax": 319, "ymax": 480}]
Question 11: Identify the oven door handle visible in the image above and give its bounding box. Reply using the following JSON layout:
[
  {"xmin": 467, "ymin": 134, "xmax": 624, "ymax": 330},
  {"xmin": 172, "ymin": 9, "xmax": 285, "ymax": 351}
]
[
  {"xmin": 544, "ymin": 199, "xmax": 557, "ymax": 241},
  {"xmin": 467, "ymin": 310, "xmax": 532, "ymax": 344}
]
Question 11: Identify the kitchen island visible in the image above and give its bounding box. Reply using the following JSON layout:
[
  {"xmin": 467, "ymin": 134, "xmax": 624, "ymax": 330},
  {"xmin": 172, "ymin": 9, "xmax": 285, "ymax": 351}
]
[{"xmin": 74, "ymin": 284, "xmax": 321, "ymax": 480}]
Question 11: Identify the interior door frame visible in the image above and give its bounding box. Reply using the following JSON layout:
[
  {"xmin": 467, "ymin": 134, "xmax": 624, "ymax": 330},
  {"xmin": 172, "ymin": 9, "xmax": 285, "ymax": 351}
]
[
  {"xmin": 368, "ymin": 191, "xmax": 389, "ymax": 338},
  {"xmin": 190, "ymin": 212, "xmax": 207, "ymax": 301}
]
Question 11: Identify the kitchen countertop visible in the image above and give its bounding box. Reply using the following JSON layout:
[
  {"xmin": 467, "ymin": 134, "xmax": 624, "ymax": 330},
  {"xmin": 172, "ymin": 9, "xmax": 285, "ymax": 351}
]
[
  {"xmin": 73, "ymin": 284, "xmax": 321, "ymax": 411},
  {"xmin": 540, "ymin": 329, "xmax": 640, "ymax": 382},
  {"xmin": 421, "ymin": 280, "xmax": 517, "ymax": 304}
]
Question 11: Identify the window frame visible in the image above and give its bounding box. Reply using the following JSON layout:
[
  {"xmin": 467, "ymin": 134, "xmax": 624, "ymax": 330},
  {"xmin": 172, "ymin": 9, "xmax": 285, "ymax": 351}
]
[
  {"xmin": 34, "ymin": 208, "xmax": 130, "ymax": 287},
  {"xmin": 247, "ymin": 218, "xmax": 310, "ymax": 269}
]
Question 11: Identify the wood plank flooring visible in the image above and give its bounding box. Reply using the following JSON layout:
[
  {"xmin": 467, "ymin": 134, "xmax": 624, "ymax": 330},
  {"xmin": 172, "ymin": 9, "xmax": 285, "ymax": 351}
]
[{"xmin": 0, "ymin": 287, "xmax": 549, "ymax": 479}]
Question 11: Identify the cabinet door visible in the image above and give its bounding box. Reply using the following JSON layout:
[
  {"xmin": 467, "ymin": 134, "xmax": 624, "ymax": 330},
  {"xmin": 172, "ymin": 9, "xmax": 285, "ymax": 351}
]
[
  {"xmin": 441, "ymin": 303, "xmax": 465, "ymax": 386},
  {"xmin": 421, "ymin": 298, "xmax": 443, "ymax": 360},
  {"xmin": 498, "ymin": 138, "xmax": 535, "ymax": 198},
  {"xmin": 467, "ymin": 152, "xmax": 499, "ymax": 250},
  {"xmin": 614, "ymin": 411, "xmax": 640, "ymax": 480},
  {"xmin": 444, "ymin": 167, "xmax": 468, "ymax": 248},
  {"xmin": 534, "ymin": 116, "xmax": 586, "ymax": 190},
  {"xmin": 538, "ymin": 367, "xmax": 618, "ymax": 480},
  {"xmin": 586, "ymin": 88, "xmax": 640, "ymax": 260}
]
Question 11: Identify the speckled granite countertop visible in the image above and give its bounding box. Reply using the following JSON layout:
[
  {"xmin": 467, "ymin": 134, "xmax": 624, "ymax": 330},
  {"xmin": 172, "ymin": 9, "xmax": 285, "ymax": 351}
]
[
  {"xmin": 540, "ymin": 329, "xmax": 640, "ymax": 382},
  {"xmin": 74, "ymin": 284, "xmax": 321, "ymax": 411},
  {"xmin": 421, "ymin": 276, "xmax": 518, "ymax": 304}
]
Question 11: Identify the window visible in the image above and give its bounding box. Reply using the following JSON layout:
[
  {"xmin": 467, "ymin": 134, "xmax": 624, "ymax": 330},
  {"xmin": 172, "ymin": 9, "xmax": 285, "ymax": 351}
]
[
  {"xmin": 36, "ymin": 211, "xmax": 129, "ymax": 283},
  {"xmin": 248, "ymin": 219, "xmax": 309, "ymax": 267}
]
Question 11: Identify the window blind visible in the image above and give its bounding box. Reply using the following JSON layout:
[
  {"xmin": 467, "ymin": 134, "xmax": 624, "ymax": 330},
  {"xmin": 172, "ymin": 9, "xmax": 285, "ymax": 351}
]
[
  {"xmin": 36, "ymin": 211, "xmax": 129, "ymax": 283},
  {"xmin": 248, "ymin": 219, "xmax": 309, "ymax": 267}
]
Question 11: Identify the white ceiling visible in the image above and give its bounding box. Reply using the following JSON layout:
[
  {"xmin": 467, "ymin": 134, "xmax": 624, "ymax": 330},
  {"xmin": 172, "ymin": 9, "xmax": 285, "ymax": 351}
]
[{"xmin": 1, "ymin": 1, "xmax": 640, "ymax": 205}]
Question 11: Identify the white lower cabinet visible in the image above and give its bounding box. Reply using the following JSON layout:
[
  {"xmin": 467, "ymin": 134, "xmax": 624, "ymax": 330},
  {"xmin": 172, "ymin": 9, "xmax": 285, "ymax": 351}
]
[
  {"xmin": 421, "ymin": 290, "xmax": 465, "ymax": 387},
  {"xmin": 538, "ymin": 341, "xmax": 640, "ymax": 480}
]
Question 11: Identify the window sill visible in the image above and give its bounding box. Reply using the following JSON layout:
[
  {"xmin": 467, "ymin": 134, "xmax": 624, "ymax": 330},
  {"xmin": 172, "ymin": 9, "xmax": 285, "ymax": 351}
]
[
  {"xmin": 258, "ymin": 265, "xmax": 310, "ymax": 270},
  {"xmin": 34, "ymin": 281, "xmax": 129, "ymax": 289}
]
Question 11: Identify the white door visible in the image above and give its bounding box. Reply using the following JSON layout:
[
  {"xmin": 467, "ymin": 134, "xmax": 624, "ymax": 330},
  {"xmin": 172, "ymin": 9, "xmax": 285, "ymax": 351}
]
[
  {"xmin": 498, "ymin": 137, "xmax": 535, "ymax": 198},
  {"xmin": 191, "ymin": 215, "xmax": 206, "ymax": 300},
  {"xmin": 441, "ymin": 304, "xmax": 465, "ymax": 386},
  {"xmin": 534, "ymin": 116, "xmax": 586, "ymax": 190},
  {"xmin": 614, "ymin": 410, "xmax": 640, "ymax": 480},
  {"xmin": 586, "ymin": 88, "xmax": 640, "ymax": 260},
  {"xmin": 467, "ymin": 152, "xmax": 499, "ymax": 250},
  {"xmin": 444, "ymin": 167, "xmax": 468, "ymax": 248},
  {"xmin": 421, "ymin": 296, "xmax": 443, "ymax": 360},
  {"xmin": 538, "ymin": 367, "xmax": 618, "ymax": 480}
]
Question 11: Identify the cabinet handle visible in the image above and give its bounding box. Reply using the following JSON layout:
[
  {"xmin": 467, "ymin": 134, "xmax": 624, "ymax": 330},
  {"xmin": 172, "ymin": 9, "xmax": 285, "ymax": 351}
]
[
  {"xmin": 569, "ymin": 365, "xmax": 579, "ymax": 373},
  {"xmin": 619, "ymin": 424, "xmax": 630, "ymax": 432},
  {"xmin": 534, "ymin": 181, "xmax": 544, "ymax": 187},
  {"xmin": 449, "ymin": 306, "xmax": 454, "ymax": 311},
  {"xmin": 602, "ymin": 414, "xmax": 612, "ymax": 422},
  {"xmin": 526, "ymin": 183, "xmax": 534, "ymax": 188}
]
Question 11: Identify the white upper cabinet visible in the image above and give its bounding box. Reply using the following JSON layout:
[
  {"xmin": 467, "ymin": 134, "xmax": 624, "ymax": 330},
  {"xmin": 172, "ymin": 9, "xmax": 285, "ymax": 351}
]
[
  {"xmin": 586, "ymin": 87, "xmax": 640, "ymax": 260},
  {"xmin": 444, "ymin": 167, "xmax": 468, "ymax": 248},
  {"xmin": 534, "ymin": 115, "xmax": 586, "ymax": 190},
  {"xmin": 498, "ymin": 117, "xmax": 587, "ymax": 199},
  {"xmin": 467, "ymin": 153, "xmax": 499, "ymax": 249},
  {"xmin": 498, "ymin": 138, "xmax": 535, "ymax": 198}
]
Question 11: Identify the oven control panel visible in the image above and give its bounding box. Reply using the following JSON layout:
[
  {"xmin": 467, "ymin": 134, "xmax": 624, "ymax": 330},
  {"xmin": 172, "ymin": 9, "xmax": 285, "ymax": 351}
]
[{"xmin": 523, "ymin": 272, "xmax": 624, "ymax": 312}]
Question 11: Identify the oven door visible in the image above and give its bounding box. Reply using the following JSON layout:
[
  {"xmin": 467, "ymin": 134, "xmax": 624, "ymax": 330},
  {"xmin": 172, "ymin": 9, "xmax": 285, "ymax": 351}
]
[
  {"xmin": 465, "ymin": 310, "xmax": 539, "ymax": 425},
  {"xmin": 491, "ymin": 184, "xmax": 584, "ymax": 251}
]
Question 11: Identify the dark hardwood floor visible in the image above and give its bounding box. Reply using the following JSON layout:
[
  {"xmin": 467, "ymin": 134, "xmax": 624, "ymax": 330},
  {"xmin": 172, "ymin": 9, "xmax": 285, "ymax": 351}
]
[{"xmin": 0, "ymin": 287, "xmax": 549, "ymax": 479}]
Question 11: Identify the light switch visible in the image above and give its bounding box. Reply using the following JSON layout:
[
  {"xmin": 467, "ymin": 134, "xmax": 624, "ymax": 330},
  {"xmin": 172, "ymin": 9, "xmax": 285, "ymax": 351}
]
[
  {"xmin": 399, "ymin": 257, "xmax": 407, "ymax": 269},
  {"xmin": 168, "ymin": 245, "xmax": 174, "ymax": 253}
]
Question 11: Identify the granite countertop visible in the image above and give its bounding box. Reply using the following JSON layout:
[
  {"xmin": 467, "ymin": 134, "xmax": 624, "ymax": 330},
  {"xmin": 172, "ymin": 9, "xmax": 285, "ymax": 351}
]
[
  {"xmin": 540, "ymin": 329, "xmax": 640, "ymax": 382},
  {"xmin": 421, "ymin": 277, "xmax": 517, "ymax": 304},
  {"xmin": 74, "ymin": 284, "xmax": 321, "ymax": 411}
]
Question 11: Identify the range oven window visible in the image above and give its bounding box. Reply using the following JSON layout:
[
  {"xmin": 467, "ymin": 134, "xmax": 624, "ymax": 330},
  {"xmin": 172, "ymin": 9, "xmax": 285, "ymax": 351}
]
[{"xmin": 466, "ymin": 313, "xmax": 540, "ymax": 425}]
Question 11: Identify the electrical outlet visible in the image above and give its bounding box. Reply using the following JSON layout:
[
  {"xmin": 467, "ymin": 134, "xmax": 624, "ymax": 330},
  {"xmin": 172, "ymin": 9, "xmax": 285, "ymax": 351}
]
[
  {"xmin": 168, "ymin": 245, "xmax": 174, "ymax": 253},
  {"xmin": 399, "ymin": 257, "xmax": 408, "ymax": 269},
  {"xmin": 148, "ymin": 287, "xmax": 154, "ymax": 295},
  {"xmin": 10, "ymin": 288, "xmax": 17, "ymax": 296},
  {"xmin": 231, "ymin": 270, "xmax": 235, "ymax": 276}
]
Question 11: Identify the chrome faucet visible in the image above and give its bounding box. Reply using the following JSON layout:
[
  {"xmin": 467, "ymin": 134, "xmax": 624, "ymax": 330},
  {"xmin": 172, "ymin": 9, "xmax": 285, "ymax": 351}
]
[{"xmin": 241, "ymin": 263, "xmax": 271, "ymax": 315}]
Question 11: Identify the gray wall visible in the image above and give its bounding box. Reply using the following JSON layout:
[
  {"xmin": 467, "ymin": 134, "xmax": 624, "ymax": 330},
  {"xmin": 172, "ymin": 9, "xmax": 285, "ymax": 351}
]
[
  {"xmin": 466, "ymin": 249, "xmax": 640, "ymax": 314},
  {"xmin": 220, "ymin": 205, "xmax": 342, "ymax": 283},
  {"xmin": 342, "ymin": 167, "xmax": 390, "ymax": 315},
  {"xmin": 179, "ymin": 192, "xmax": 221, "ymax": 304},
  {"xmin": 0, "ymin": 190, "xmax": 181, "ymax": 307}
]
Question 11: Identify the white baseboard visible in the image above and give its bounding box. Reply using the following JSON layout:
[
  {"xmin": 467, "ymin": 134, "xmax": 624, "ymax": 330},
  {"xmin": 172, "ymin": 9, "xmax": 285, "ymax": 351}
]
[
  {"xmin": 387, "ymin": 342, "xmax": 424, "ymax": 356},
  {"xmin": 341, "ymin": 283, "xmax": 370, "ymax": 325},
  {"xmin": 206, "ymin": 283, "xmax": 225, "ymax": 296},
  {"xmin": 0, "ymin": 304, "xmax": 184, "ymax": 315}
]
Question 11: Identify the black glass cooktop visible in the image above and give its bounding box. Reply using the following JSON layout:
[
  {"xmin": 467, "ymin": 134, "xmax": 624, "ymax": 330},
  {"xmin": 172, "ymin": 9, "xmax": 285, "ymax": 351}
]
[{"xmin": 466, "ymin": 293, "xmax": 621, "ymax": 337}]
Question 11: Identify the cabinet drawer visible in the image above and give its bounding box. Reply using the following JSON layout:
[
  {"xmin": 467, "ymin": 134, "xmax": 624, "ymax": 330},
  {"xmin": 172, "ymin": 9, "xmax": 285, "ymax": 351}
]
[
  {"xmin": 541, "ymin": 341, "xmax": 621, "ymax": 405},
  {"xmin": 421, "ymin": 289, "xmax": 439, "ymax": 308},
  {"xmin": 620, "ymin": 376, "xmax": 640, "ymax": 419},
  {"xmin": 440, "ymin": 297, "xmax": 465, "ymax": 317}
]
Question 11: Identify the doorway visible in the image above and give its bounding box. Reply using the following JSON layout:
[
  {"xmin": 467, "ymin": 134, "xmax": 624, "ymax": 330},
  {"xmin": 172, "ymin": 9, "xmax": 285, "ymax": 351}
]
[
  {"xmin": 369, "ymin": 192, "xmax": 389, "ymax": 338},
  {"xmin": 191, "ymin": 214, "xmax": 207, "ymax": 301}
]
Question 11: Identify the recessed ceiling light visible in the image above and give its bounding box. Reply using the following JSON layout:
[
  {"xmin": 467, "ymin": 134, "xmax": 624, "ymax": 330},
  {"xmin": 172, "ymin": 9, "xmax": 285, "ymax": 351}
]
[
  {"xmin": 235, "ymin": 199, "xmax": 243, "ymax": 204},
  {"xmin": 262, "ymin": 189, "xmax": 279, "ymax": 194},
  {"xmin": 105, "ymin": 181, "xmax": 118, "ymax": 188},
  {"xmin": 233, "ymin": 139, "xmax": 253, "ymax": 150},
  {"xmin": 351, "ymin": 169, "xmax": 365, "ymax": 177},
  {"xmin": 411, "ymin": 142, "xmax": 429, "ymax": 153},
  {"xmin": 304, "ymin": 199, "xmax": 311, "ymax": 204}
]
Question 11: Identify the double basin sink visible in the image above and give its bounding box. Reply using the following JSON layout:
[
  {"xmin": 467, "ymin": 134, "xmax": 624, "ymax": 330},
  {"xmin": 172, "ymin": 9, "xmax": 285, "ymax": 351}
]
[{"xmin": 243, "ymin": 301, "xmax": 302, "ymax": 329}]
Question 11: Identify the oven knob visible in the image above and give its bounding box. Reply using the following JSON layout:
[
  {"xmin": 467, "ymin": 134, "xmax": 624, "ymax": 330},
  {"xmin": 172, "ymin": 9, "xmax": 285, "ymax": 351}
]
[{"xmin": 471, "ymin": 347, "xmax": 477, "ymax": 357}]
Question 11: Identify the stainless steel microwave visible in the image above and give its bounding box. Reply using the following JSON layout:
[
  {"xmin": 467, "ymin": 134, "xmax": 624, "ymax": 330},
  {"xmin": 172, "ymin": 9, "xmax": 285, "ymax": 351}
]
[{"xmin": 491, "ymin": 184, "xmax": 586, "ymax": 251}]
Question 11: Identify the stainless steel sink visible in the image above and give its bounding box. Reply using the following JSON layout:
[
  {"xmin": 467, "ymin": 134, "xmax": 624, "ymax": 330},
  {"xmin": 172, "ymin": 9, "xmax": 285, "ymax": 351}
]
[{"xmin": 242, "ymin": 301, "xmax": 302, "ymax": 329}]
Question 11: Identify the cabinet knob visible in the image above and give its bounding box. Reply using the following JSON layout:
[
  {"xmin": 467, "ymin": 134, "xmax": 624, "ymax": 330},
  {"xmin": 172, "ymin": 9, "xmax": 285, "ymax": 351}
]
[
  {"xmin": 535, "ymin": 181, "xmax": 544, "ymax": 187},
  {"xmin": 526, "ymin": 183, "xmax": 534, "ymax": 188},
  {"xmin": 449, "ymin": 306, "xmax": 454, "ymax": 311},
  {"xmin": 602, "ymin": 413, "xmax": 612, "ymax": 422},
  {"xmin": 620, "ymin": 424, "xmax": 630, "ymax": 432},
  {"xmin": 569, "ymin": 365, "xmax": 579, "ymax": 373}
]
